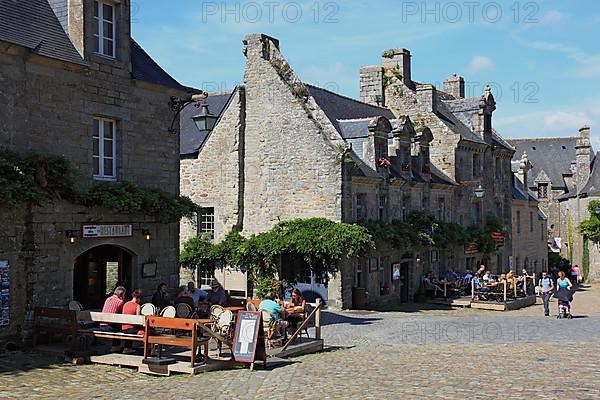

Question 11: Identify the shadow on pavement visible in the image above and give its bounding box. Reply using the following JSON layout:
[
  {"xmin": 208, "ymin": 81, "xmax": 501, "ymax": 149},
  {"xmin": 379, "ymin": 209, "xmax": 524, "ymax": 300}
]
[
  {"xmin": 0, "ymin": 349, "xmax": 66, "ymax": 375},
  {"xmin": 319, "ymin": 311, "xmax": 382, "ymax": 327}
]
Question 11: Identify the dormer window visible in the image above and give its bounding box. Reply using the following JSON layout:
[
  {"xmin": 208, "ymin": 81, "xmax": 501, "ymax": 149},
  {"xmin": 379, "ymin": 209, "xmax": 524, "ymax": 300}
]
[
  {"xmin": 537, "ymin": 183, "xmax": 548, "ymax": 199},
  {"xmin": 94, "ymin": 1, "xmax": 116, "ymax": 58}
]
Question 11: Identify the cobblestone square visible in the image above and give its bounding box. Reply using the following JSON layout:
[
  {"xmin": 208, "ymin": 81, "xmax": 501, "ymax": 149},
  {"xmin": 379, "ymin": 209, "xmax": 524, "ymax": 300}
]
[{"xmin": 2, "ymin": 286, "xmax": 600, "ymax": 399}]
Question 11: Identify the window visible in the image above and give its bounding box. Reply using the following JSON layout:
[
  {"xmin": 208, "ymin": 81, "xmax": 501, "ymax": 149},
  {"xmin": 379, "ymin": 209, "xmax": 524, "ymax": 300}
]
[
  {"xmin": 375, "ymin": 140, "xmax": 387, "ymax": 161},
  {"xmin": 541, "ymin": 223, "xmax": 544, "ymax": 241},
  {"xmin": 537, "ymin": 183, "xmax": 548, "ymax": 199},
  {"xmin": 401, "ymin": 207, "xmax": 407, "ymax": 222},
  {"xmin": 93, "ymin": 118, "xmax": 116, "ymax": 180},
  {"xmin": 437, "ymin": 198, "xmax": 446, "ymax": 221},
  {"xmin": 378, "ymin": 195, "xmax": 386, "ymax": 221},
  {"xmin": 471, "ymin": 203, "xmax": 480, "ymax": 226},
  {"xmin": 530, "ymin": 211, "xmax": 534, "ymax": 233},
  {"xmin": 94, "ymin": 1, "xmax": 116, "ymax": 57},
  {"xmin": 356, "ymin": 194, "xmax": 367, "ymax": 221},
  {"xmin": 516, "ymin": 210, "xmax": 521, "ymax": 234},
  {"xmin": 472, "ymin": 153, "xmax": 481, "ymax": 178},
  {"xmin": 495, "ymin": 158, "xmax": 502, "ymax": 180},
  {"xmin": 355, "ymin": 261, "xmax": 363, "ymax": 288},
  {"xmin": 198, "ymin": 207, "xmax": 215, "ymax": 238}
]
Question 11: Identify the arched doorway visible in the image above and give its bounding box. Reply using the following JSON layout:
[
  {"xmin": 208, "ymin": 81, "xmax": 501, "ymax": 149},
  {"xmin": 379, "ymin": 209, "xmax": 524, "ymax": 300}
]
[{"xmin": 73, "ymin": 245, "xmax": 134, "ymax": 309}]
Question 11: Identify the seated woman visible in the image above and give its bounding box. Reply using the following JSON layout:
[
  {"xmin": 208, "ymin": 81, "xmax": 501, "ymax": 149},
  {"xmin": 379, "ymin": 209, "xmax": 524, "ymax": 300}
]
[
  {"xmin": 285, "ymin": 289, "xmax": 306, "ymax": 332},
  {"xmin": 121, "ymin": 288, "xmax": 144, "ymax": 354}
]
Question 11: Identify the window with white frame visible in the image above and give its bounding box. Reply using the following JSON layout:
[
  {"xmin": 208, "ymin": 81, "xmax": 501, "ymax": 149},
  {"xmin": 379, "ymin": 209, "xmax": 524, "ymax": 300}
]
[
  {"xmin": 93, "ymin": 118, "xmax": 116, "ymax": 180},
  {"xmin": 94, "ymin": 1, "xmax": 116, "ymax": 57},
  {"xmin": 198, "ymin": 208, "xmax": 215, "ymax": 239}
]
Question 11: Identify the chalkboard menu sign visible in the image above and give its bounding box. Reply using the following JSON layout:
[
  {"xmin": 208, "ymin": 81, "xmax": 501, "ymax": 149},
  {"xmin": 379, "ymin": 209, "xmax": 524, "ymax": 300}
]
[{"xmin": 231, "ymin": 311, "xmax": 267, "ymax": 369}]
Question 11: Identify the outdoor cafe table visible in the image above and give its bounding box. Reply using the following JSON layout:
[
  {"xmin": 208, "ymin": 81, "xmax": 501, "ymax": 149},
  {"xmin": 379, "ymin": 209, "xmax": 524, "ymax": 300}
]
[{"xmin": 223, "ymin": 306, "xmax": 244, "ymax": 312}]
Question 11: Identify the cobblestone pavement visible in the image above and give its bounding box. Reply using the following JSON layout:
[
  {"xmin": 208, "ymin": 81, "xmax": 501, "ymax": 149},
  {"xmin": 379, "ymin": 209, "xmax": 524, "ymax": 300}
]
[{"xmin": 2, "ymin": 286, "xmax": 600, "ymax": 399}]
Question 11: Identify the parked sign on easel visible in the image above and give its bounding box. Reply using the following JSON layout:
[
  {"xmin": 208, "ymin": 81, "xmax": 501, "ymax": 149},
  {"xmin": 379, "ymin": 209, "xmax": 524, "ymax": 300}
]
[{"xmin": 231, "ymin": 311, "xmax": 267, "ymax": 370}]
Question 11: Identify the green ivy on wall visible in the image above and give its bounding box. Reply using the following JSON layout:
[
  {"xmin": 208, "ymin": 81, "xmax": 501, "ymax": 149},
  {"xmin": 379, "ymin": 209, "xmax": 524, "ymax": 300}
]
[
  {"xmin": 582, "ymin": 238, "xmax": 590, "ymax": 283},
  {"xmin": 0, "ymin": 149, "xmax": 200, "ymax": 222},
  {"xmin": 568, "ymin": 212, "xmax": 574, "ymax": 263}
]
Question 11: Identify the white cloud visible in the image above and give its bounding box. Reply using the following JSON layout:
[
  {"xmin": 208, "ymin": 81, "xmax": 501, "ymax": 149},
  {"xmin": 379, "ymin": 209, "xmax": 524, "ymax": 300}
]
[
  {"xmin": 538, "ymin": 10, "xmax": 568, "ymax": 25},
  {"xmin": 466, "ymin": 56, "xmax": 495, "ymax": 74},
  {"xmin": 515, "ymin": 39, "xmax": 600, "ymax": 78}
]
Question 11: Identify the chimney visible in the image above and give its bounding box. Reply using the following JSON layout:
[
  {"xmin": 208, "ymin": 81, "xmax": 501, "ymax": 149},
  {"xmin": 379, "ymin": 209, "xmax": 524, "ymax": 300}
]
[
  {"xmin": 443, "ymin": 74, "xmax": 465, "ymax": 98},
  {"xmin": 381, "ymin": 48, "xmax": 412, "ymax": 86},
  {"xmin": 360, "ymin": 66, "xmax": 385, "ymax": 106},
  {"xmin": 576, "ymin": 125, "xmax": 592, "ymax": 191},
  {"xmin": 518, "ymin": 152, "xmax": 530, "ymax": 197},
  {"xmin": 416, "ymin": 84, "xmax": 437, "ymax": 112},
  {"xmin": 66, "ymin": 0, "xmax": 84, "ymax": 56}
]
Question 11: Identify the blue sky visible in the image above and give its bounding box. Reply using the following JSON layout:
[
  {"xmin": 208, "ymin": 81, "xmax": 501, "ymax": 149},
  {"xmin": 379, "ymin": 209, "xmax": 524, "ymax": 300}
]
[{"xmin": 132, "ymin": 0, "xmax": 600, "ymax": 145}]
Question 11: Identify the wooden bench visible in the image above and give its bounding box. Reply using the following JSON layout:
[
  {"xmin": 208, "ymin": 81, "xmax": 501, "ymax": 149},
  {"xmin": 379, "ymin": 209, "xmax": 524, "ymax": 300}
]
[
  {"xmin": 75, "ymin": 311, "xmax": 146, "ymax": 344},
  {"xmin": 32, "ymin": 307, "xmax": 78, "ymax": 347},
  {"xmin": 143, "ymin": 316, "xmax": 210, "ymax": 367}
]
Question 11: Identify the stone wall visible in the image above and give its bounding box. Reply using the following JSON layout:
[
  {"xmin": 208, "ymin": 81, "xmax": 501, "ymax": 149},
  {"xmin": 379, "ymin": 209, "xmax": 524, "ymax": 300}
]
[
  {"xmin": 180, "ymin": 88, "xmax": 245, "ymax": 244},
  {"xmin": 0, "ymin": 203, "xmax": 179, "ymax": 340},
  {"xmin": 241, "ymin": 34, "xmax": 344, "ymax": 234},
  {"xmin": 512, "ymin": 200, "xmax": 548, "ymax": 275}
]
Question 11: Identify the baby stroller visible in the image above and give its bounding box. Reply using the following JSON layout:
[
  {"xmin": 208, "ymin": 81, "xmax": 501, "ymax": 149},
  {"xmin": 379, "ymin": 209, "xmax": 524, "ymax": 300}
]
[{"xmin": 554, "ymin": 288, "xmax": 573, "ymax": 319}]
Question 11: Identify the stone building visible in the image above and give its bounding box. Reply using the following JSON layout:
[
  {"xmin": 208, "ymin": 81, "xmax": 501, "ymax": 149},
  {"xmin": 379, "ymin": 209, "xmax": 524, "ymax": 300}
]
[
  {"xmin": 359, "ymin": 50, "xmax": 515, "ymax": 273},
  {"xmin": 509, "ymin": 127, "xmax": 598, "ymax": 278},
  {"xmin": 0, "ymin": 0, "xmax": 187, "ymax": 338},
  {"xmin": 180, "ymin": 34, "xmax": 516, "ymax": 308},
  {"xmin": 511, "ymin": 153, "xmax": 548, "ymax": 275}
]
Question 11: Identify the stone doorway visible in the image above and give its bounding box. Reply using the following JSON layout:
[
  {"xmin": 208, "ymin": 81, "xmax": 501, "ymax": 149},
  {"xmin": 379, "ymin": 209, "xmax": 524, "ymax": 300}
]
[{"xmin": 73, "ymin": 245, "xmax": 134, "ymax": 309}]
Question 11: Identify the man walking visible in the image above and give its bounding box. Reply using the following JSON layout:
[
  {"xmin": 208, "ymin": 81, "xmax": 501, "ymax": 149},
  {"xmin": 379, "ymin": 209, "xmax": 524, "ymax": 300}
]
[{"xmin": 539, "ymin": 271, "xmax": 554, "ymax": 316}]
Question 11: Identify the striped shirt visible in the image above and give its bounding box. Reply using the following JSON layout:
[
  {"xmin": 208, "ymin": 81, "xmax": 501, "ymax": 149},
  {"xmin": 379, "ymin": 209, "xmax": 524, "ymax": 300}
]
[{"xmin": 102, "ymin": 294, "xmax": 124, "ymax": 314}]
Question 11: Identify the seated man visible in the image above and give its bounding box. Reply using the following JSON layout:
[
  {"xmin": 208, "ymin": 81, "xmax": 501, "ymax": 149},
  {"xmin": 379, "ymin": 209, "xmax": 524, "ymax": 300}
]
[
  {"xmin": 259, "ymin": 292, "xmax": 287, "ymax": 337},
  {"xmin": 482, "ymin": 271, "xmax": 494, "ymax": 283},
  {"xmin": 99, "ymin": 286, "xmax": 126, "ymax": 352},
  {"xmin": 173, "ymin": 285, "xmax": 195, "ymax": 309},
  {"xmin": 208, "ymin": 281, "xmax": 228, "ymax": 306},
  {"xmin": 187, "ymin": 281, "xmax": 208, "ymax": 307}
]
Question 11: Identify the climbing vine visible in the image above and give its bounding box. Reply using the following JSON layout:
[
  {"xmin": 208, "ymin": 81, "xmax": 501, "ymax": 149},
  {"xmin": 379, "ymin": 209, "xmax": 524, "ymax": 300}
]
[
  {"xmin": 582, "ymin": 238, "xmax": 589, "ymax": 283},
  {"xmin": 0, "ymin": 149, "xmax": 200, "ymax": 222}
]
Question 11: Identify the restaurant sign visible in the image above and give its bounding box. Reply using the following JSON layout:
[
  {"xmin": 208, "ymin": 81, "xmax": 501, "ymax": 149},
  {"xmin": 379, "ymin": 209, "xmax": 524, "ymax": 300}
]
[
  {"xmin": 82, "ymin": 224, "xmax": 132, "ymax": 238},
  {"xmin": 464, "ymin": 241, "xmax": 479, "ymax": 254},
  {"xmin": 491, "ymin": 231, "xmax": 505, "ymax": 247}
]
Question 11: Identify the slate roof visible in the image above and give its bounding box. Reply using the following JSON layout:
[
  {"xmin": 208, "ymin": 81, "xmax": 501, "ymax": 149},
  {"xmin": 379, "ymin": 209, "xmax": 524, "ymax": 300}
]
[
  {"xmin": 508, "ymin": 137, "xmax": 594, "ymax": 189},
  {"xmin": 436, "ymin": 99, "xmax": 486, "ymax": 145},
  {"xmin": 130, "ymin": 39, "xmax": 186, "ymax": 90},
  {"xmin": 512, "ymin": 177, "xmax": 538, "ymax": 202},
  {"xmin": 180, "ymin": 90, "xmax": 236, "ymax": 156},
  {"xmin": 337, "ymin": 119, "xmax": 371, "ymax": 139},
  {"xmin": 572, "ymin": 152, "xmax": 600, "ymax": 197},
  {"xmin": 306, "ymin": 84, "xmax": 395, "ymax": 134},
  {"xmin": 0, "ymin": 0, "xmax": 85, "ymax": 65}
]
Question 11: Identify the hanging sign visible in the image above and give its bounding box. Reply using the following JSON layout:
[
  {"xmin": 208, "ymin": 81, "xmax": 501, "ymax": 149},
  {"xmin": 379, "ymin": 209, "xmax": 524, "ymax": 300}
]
[{"xmin": 82, "ymin": 224, "xmax": 132, "ymax": 238}]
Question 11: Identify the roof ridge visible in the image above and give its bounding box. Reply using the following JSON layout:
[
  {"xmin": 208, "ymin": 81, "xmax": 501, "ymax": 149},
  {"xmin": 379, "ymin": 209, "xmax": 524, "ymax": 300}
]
[
  {"xmin": 508, "ymin": 137, "xmax": 579, "ymax": 141},
  {"xmin": 304, "ymin": 83, "xmax": 391, "ymax": 112}
]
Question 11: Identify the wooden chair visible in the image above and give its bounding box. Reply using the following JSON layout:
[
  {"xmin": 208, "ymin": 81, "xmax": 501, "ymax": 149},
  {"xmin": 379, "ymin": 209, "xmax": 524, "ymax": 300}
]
[
  {"xmin": 140, "ymin": 303, "xmax": 157, "ymax": 316},
  {"xmin": 175, "ymin": 303, "xmax": 192, "ymax": 318}
]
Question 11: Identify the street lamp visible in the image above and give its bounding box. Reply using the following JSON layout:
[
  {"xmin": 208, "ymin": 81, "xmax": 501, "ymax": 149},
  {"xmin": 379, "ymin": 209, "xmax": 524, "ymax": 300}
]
[
  {"xmin": 474, "ymin": 185, "xmax": 485, "ymax": 198},
  {"xmin": 168, "ymin": 92, "xmax": 207, "ymax": 134},
  {"xmin": 192, "ymin": 103, "xmax": 218, "ymax": 132}
]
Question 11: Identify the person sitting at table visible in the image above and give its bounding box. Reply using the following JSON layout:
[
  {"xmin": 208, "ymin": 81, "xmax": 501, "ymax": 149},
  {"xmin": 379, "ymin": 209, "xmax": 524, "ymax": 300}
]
[
  {"xmin": 423, "ymin": 272, "xmax": 443, "ymax": 297},
  {"xmin": 121, "ymin": 288, "xmax": 144, "ymax": 354},
  {"xmin": 472, "ymin": 273, "xmax": 490, "ymax": 293},
  {"xmin": 482, "ymin": 271, "xmax": 494, "ymax": 283},
  {"xmin": 99, "ymin": 286, "xmax": 126, "ymax": 352},
  {"xmin": 174, "ymin": 285, "xmax": 195, "ymax": 309},
  {"xmin": 285, "ymin": 288, "xmax": 306, "ymax": 331},
  {"xmin": 187, "ymin": 281, "xmax": 208, "ymax": 307},
  {"xmin": 208, "ymin": 280, "xmax": 228, "ymax": 306},
  {"xmin": 259, "ymin": 292, "xmax": 287, "ymax": 338},
  {"xmin": 506, "ymin": 271, "xmax": 517, "ymax": 290},
  {"xmin": 151, "ymin": 283, "xmax": 170, "ymax": 311}
]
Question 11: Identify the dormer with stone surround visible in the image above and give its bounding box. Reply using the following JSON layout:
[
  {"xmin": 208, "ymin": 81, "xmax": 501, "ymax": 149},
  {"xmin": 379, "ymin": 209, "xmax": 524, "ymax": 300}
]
[{"xmin": 49, "ymin": 0, "xmax": 132, "ymax": 68}]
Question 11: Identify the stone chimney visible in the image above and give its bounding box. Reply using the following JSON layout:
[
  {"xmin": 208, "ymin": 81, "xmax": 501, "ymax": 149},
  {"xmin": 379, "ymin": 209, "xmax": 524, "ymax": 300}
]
[
  {"xmin": 416, "ymin": 84, "xmax": 437, "ymax": 112},
  {"xmin": 518, "ymin": 152, "xmax": 531, "ymax": 196},
  {"xmin": 360, "ymin": 66, "xmax": 385, "ymax": 106},
  {"xmin": 443, "ymin": 74, "xmax": 465, "ymax": 98},
  {"xmin": 65, "ymin": 0, "xmax": 84, "ymax": 56},
  {"xmin": 576, "ymin": 125, "xmax": 592, "ymax": 191},
  {"xmin": 381, "ymin": 48, "xmax": 412, "ymax": 87}
]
